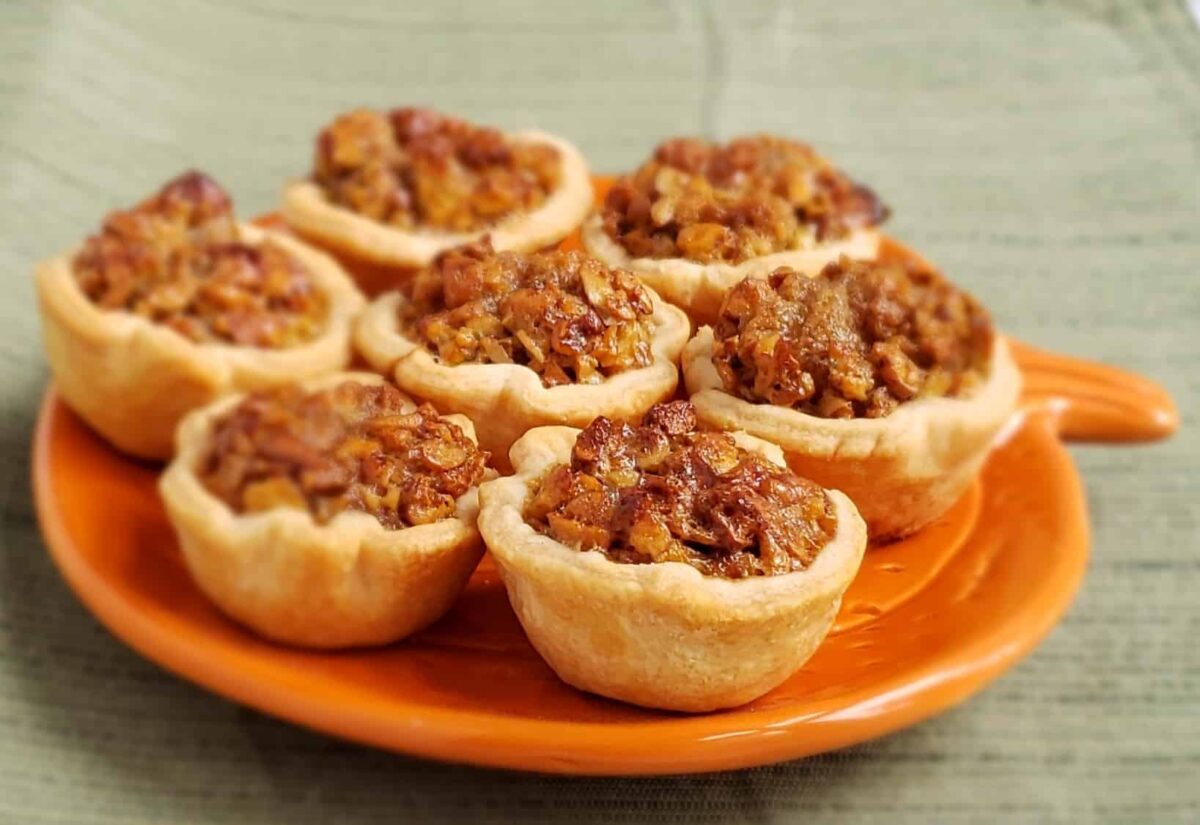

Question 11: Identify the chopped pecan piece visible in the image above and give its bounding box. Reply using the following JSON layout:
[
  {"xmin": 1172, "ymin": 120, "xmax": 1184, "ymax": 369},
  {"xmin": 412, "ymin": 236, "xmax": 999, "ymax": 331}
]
[
  {"xmin": 200, "ymin": 381, "xmax": 488, "ymax": 529},
  {"xmin": 313, "ymin": 107, "xmax": 561, "ymax": 232},
  {"xmin": 711, "ymin": 258, "xmax": 993, "ymax": 418},
  {"xmin": 524, "ymin": 401, "xmax": 837, "ymax": 579},
  {"xmin": 602, "ymin": 135, "xmax": 887, "ymax": 264}
]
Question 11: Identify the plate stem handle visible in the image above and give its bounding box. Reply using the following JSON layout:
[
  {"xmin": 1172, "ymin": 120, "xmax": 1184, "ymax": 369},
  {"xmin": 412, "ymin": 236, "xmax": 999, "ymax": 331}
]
[{"xmin": 1010, "ymin": 340, "xmax": 1178, "ymax": 443}]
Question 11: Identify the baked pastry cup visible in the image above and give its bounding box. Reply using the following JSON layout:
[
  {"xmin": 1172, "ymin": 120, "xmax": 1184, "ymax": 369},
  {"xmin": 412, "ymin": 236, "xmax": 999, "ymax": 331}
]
[
  {"xmin": 682, "ymin": 261, "xmax": 1022, "ymax": 539},
  {"xmin": 36, "ymin": 172, "xmax": 365, "ymax": 460},
  {"xmin": 477, "ymin": 404, "xmax": 867, "ymax": 712},
  {"xmin": 353, "ymin": 244, "xmax": 691, "ymax": 466},
  {"xmin": 160, "ymin": 371, "xmax": 490, "ymax": 648},
  {"xmin": 582, "ymin": 135, "xmax": 886, "ymax": 324},
  {"xmin": 281, "ymin": 107, "xmax": 593, "ymax": 273}
]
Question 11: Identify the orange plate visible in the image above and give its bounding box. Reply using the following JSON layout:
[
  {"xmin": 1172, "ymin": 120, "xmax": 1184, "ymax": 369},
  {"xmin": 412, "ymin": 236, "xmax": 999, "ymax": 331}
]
[{"xmin": 32, "ymin": 200, "xmax": 1178, "ymax": 775}]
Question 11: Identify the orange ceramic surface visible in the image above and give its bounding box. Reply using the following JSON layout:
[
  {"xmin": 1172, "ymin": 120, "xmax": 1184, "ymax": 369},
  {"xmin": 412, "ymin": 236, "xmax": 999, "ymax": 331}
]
[{"xmin": 33, "ymin": 186, "xmax": 1178, "ymax": 775}]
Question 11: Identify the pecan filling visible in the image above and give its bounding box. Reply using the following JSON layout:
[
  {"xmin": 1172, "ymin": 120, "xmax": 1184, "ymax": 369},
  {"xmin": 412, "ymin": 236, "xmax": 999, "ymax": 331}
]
[
  {"xmin": 313, "ymin": 107, "xmax": 562, "ymax": 232},
  {"xmin": 525, "ymin": 402, "xmax": 837, "ymax": 578},
  {"xmin": 73, "ymin": 171, "xmax": 327, "ymax": 347},
  {"xmin": 712, "ymin": 258, "xmax": 994, "ymax": 419},
  {"xmin": 402, "ymin": 239, "xmax": 656, "ymax": 387},
  {"xmin": 199, "ymin": 381, "xmax": 488, "ymax": 529},
  {"xmin": 602, "ymin": 135, "xmax": 887, "ymax": 264}
]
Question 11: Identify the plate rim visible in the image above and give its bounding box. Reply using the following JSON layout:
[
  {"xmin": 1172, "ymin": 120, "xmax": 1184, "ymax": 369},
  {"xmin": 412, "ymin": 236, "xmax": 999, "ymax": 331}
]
[{"xmin": 32, "ymin": 389, "xmax": 1090, "ymax": 775}]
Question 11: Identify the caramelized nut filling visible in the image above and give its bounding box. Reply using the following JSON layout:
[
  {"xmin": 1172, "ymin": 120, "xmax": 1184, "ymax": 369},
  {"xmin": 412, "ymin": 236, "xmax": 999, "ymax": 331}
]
[
  {"xmin": 602, "ymin": 135, "xmax": 887, "ymax": 264},
  {"xmin": 402, "ymin": 239, "xmax": 656, "ymax": 387},
  {"xmin": 313, "ymin": 107, "xmax": 561, "ymax": 232},
  {"xmin": 73, "ymin": 171, "xmax": 327, "ymax": 347},
  {"xmin": 199, "ymin": 381, "xmax": 488, "ymax": 529},
  {"xmin": 525, "ymin": 402, "xmax": 837, "ymax": 578},
  {"xmin": 712, "ymin": 258, "xmax": 994, "ymax": 419}
]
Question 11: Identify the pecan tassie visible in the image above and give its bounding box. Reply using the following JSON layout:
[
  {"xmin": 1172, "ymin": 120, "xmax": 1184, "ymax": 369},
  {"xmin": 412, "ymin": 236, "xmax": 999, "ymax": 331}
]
[
  {"xmin": 712, "ymin": 258, "xmax": 994, "ymax": 419},
  {"xmin": 313, "ymin": 107, "xmax": 561, "ymax": 232},
  {"xmin": 401, "ymin": 239, "xmax": 656, "ymax": 387},
  {"xmin": 72, "ymin": 171, "xmax": 327, "ymax": 347},
  {"xmin": 199, "ymin": 381, "xmax": 487, "ymax": 530},
  {"xmin": 601, "ymin": 135, "xmax": 887, "ymax": 264},
  {"xmin": 525, "ymin": 401, "xmax": 837, "ymax": 579}
]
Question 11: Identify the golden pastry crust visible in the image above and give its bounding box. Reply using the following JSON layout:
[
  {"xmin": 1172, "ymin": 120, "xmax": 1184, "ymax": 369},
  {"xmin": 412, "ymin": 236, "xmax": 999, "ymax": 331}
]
[
  {"xmin": 683, "ymin": 328, "xmax": 1021, "ymax": 538},
  {"xmin": 353, "ymin": 287, "xmax": 691, "ymax": 467},
  {"xmin": 581, "ymin": 213, "xmax": 879, "ymax": 324},
  {"xmin": 36, "ymin": 224, "xmax": 366, "ymax": 460},
  {"xmin": 159, "ymin": 372, "xmax": 487, "ymax": 648},
  {"xmin": 477, "ymin": 425, "xmax": 867, "ymax": 712},
  {"xmin": 281, "ymin": 130, "xmax": 593, "ymax": 268}
]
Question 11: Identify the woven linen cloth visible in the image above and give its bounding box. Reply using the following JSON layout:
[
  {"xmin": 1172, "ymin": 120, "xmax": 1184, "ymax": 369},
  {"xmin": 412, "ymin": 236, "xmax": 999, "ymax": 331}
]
[{"xmin": 0, "ymin": 1, "xmax": 1196, "ymax": 822}]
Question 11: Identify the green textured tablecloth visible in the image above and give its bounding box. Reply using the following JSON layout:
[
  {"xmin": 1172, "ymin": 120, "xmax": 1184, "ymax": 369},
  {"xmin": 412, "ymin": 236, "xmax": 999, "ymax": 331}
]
[{"xmin": 2, "ymin": 1, "xmax": 1197, "ymax": 822}]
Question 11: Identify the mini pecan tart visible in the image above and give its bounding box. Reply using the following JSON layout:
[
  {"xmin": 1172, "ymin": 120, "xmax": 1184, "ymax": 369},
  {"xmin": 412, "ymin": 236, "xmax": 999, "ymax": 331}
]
[
  {"xmin": 35, "ymin": 171, "xmax": 365, "ymax": 460},
  {"xmin": 477, "ymin": 401, "xmax": 867, "ymax": 712},
  {"xmin": 159, "ymin": 372, "xmax": 491, "ymax": 648},
  {"xmin": 353, "ymin": 239, "xmax": 690, "ymax": 465},
  {"xmin": 281, "ymin": 107, "xmax": 592, "ymax": 270},
  {"xmin": 682, "ymin": 258, "xmax": 1021, "ymax": 539},
  {"xmin": 582, "ymin": 135, "xmax": 887, "ymax": 323}
]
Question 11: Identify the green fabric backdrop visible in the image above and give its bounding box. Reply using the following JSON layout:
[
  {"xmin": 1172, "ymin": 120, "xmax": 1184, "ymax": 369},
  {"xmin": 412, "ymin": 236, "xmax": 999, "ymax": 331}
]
[{"xmin": 1, "ymin": 1, "xmax": 1196, "ymax": 822}]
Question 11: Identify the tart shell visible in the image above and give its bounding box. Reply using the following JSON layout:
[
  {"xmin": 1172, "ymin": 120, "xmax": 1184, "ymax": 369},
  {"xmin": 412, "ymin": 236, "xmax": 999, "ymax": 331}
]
[
  {"xmin": 580, "ymin": 213, "xmax": 880, "ymax": 324},
  {"xmin": 353, "ymin": 287, "xmax": 691, "ymax": 469},
  {"xmin": 476, "ymin": 425, "xmax": 867, "ymax": 712},
  {"xmin": 683, "ymin": 328, "xmax": 1022, "ymax": 539},
  {"xmin": 159, "ymin": 371, "xmax": 487, "ymax": 649},
  {"xmin": 36, "ymin": 225, "xmax": 366, "ymax": 461},
  {"xmin": 281, "ymin": 130, "xmax": 593, "ymax": 269}
]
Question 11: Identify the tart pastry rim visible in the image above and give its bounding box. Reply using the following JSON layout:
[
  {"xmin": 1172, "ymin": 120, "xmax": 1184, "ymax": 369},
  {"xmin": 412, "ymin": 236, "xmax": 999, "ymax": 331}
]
[
  {"xmin": 478, "ymin": 423, "xmax": 867, "ymax": 614},
  {"xmin": 681, "ymin": 326, "xmax": 1023, "ymax": 463},
  {"xmin": 160, "ymin": 369, "xmax": 487, "ymax": 553},
  {"xmin": 579, "ymin": 212, "xmax": 880, "ymax": 321},
  {"xmin": 353, "ymin": 283, "xmax": 691, "ymax": 420},
  {"xmin": 36, "ymin": 223, "xmax": 366, "ymax": 381},
  {"xmin": 281, "ymin": 129, "xmax": 593, "ymax": 266}
]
